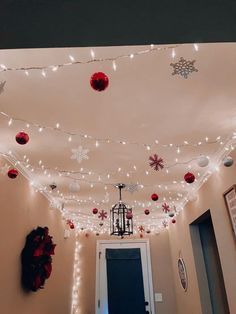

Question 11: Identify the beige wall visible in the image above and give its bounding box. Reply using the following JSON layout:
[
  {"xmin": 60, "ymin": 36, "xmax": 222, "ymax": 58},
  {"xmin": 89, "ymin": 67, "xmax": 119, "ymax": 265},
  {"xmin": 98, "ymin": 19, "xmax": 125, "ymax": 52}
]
[
  {"xmin": 76, "ymin": 231, "xmax": 177, "ymax": 314},
  {"xmin": 168, "ymin": 151, "xmax": 236, "ymax": 314},
  {"xmin": 0, "ymin": 158, "xmax": 75, "ymax": 314}
]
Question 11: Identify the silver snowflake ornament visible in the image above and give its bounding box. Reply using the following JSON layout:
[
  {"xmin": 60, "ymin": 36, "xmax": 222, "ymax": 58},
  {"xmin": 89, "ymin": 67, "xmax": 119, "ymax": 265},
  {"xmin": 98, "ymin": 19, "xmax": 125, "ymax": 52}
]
[
  {"xmin": 71, "ymin": 146, "xmax": 89, "ymax": 163},
  {"xmin": 0, "ymin": 163, "xmax": 9, "ymax": 175},
  {"xmin": 125, "ymin": 183, "xmax": 139, "ymax": 194},
  {"xmin": 170, "ymin": 57, "xmax": 198, "ymax": 79}
]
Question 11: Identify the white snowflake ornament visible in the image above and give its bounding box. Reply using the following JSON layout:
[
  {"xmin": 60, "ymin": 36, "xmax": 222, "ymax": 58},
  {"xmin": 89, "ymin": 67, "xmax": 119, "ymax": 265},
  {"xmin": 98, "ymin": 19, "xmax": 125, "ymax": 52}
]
[
  {"xmin": 71, "ymin": 146, "xmax": 89, "ymax": 163},
  {"xmin": 125, "ymin": 183, "xmax": 139, "ymax": 194}
]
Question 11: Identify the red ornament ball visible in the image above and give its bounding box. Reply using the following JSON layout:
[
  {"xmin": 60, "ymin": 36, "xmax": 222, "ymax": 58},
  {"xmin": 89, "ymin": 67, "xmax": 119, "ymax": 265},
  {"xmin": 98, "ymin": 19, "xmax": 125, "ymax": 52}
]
[
  {"xmin": 144, "ymin": 209, "xmax": 150, "ymax": 215},
  {"xmin": 8, "ymin": 168, "xmax": 18, "ymax": 179},
  {"xmin": 15, "ymin": 131, "xmax": 29, "ymax": 145},
  {"xmin": 184, "ymin": 172, "xmax": 195, "ymax": 184},
  {"xmin": 90, "ymin": 72, "xmax": 109, "ymax": 91},
  {"xmin": 92, "ymin": 208, "xmax": 98, "ymax": 214},
  {"xmin": 126, "ymin": 211, "xmax": 133, "ymax": 219},
  {"xmin": 69, "ymin": 223, "xmax": 75, "ymax": 229},
  {"xmin": 151, "ymin": 193, "xmax": 159, "ymax": 201},
  {"xmin": 140, "ymin": 233, "xmax": 144, "ymax": 238},
  {"xmin": 172, "ymin": 218, "xmax": 176, "ymax": 224}
]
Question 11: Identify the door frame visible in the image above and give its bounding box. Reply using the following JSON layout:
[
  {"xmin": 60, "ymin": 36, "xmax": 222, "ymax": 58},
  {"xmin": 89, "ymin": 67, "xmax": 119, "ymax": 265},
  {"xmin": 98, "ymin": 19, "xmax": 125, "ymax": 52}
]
[{"xmin": 95, "ymin": 239, "xmax": 155, "ymax": 314}]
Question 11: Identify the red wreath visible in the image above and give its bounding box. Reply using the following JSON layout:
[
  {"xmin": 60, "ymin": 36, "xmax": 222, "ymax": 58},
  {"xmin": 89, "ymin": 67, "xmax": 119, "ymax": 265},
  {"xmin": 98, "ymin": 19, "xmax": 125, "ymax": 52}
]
[{"xmin": 21, "ymin": 226, "xmax": 56, "ymax": 292}]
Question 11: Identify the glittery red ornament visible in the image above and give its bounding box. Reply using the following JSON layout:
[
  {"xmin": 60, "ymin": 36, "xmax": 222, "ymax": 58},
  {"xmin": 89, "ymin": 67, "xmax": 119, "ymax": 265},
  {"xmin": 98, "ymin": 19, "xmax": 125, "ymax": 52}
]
[
  {"xmin": 92, "ymin": 208, "xmax": 98, "ymax": 214},
  {"xmin": 90, "ymin": 72, "xmax": 109, "ymax": 91},
  {"xmin": 172, "ymin": 218, "xmax": 176, "ymax": 224},
  {"xmin": 151, "ymin": 193, "xmax": 159, "ymax": 201},
  {"xmin": 69, "ymin": 223, "xmax": 75, "ymax": 229},
  {"xmin": 15, "ymin": 131, "xmax": 29, "ymax": 145},
  {"xmin": 8, "ymin": 168, "xmax": 18, "ymax": 179},
  {"xmin": 126, "ymin": 211, "xmax": 133, "ymax": 219},
  {"xmin": 144, "ymin": 209, "xmax": 150, "ymax": 215},
  {"xmin": 184, "ymin": 172, "xmax": 195, "ymax": 184}
]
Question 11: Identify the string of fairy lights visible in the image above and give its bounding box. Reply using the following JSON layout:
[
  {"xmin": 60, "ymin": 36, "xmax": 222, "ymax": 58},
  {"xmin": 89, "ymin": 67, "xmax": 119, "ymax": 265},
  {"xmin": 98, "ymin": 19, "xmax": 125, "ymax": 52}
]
[
  {"xmin": 1, "ymin": 42, "xmax": 236, "ymax": 236},
  {"xmin": 0, "ymin": 44, "xmax": 181, "ymax": 76},
  {"xmin": 1, "ymin": 110, "xmax": 229, "ymax": 153}
]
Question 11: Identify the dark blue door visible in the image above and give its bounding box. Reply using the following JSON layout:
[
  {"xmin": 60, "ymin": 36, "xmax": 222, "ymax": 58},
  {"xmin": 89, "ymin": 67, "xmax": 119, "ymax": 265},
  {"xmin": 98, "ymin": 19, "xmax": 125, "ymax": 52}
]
[{"xmin": 106, "ymin": 248, "xmax": 146, "ymax": 314}]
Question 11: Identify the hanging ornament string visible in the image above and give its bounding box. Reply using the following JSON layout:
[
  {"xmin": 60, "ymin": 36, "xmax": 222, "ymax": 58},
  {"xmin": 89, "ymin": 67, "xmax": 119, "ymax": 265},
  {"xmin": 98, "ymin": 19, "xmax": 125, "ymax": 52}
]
[
  {"xmin": 0, "ymin": 45, "xmax": 180, "ymax": 74},
  {"xmin": 1, "ymin": 111, "xmax": 233, "ymax": 151}
]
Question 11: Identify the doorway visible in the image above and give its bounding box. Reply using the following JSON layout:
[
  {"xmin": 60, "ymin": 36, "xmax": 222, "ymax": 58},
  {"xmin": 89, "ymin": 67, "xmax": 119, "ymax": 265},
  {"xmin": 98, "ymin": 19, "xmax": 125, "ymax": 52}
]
[
  {"xmin": 190, "ymin": 210, "xmax": 230, "ymax": 314},
  {"xmin": 96, "ymin": 239, "xmax": 155, "ymax": 314}
]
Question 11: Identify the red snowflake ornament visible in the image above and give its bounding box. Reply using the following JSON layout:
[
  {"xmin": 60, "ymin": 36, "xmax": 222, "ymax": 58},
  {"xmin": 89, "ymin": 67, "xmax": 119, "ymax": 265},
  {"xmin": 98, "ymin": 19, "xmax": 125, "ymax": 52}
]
[
  {"xmin": 90, "ymin": 72, "xmax": 109, "ymax": 91},
  {"xmin": 138, "ymin": 225, "xmax": 145, "ymax": 233},
  {"xmin": 162, "ymin": 203, "xmax": 170, "ymax": 213},
  {"xmin": 98, "ymin": 210, "xmax": 108, "ymax": 220},
  {"xmin": 149, "ymin": 154, "xmax": 164, "ymax": 171}
]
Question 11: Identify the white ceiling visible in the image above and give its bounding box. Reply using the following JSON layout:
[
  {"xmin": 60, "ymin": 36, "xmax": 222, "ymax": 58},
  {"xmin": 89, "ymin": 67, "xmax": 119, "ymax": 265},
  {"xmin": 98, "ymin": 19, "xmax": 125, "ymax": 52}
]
[{"xmin": 0, "ymin": 43, "xmax": 236, "ymax": 233}]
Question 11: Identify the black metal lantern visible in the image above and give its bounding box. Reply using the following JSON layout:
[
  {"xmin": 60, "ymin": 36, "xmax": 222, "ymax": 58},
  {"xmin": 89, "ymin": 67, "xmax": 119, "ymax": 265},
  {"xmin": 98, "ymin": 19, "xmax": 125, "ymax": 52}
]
[{"xmin": 110, "ymin": 183, "xmax": 133, "ymax": 236}]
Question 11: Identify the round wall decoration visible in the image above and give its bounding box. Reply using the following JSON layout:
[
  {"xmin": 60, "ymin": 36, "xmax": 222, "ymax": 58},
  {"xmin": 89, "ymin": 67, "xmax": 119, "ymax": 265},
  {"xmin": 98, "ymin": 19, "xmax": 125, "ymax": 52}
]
[
  {"xmin": 177, "ymin": 257, "xmax": 188, "ymax": 291},
  {"xmin": 21, "ymin": 226, "xmax": 56, "ymax": 292}
]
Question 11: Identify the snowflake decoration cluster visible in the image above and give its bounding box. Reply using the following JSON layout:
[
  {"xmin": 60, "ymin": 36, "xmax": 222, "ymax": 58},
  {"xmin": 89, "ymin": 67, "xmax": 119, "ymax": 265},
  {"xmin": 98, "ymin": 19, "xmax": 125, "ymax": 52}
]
[{"xmin": 170, "ymin": 57, "xmax": 198, "ymax": 79}]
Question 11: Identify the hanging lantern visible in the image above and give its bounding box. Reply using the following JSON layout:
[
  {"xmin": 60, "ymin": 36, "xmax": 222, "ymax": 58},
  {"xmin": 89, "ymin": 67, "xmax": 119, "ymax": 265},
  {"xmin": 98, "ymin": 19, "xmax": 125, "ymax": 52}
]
[
  {"xmin": 151, "ymin": 193, "xmax": 159, "ymax": 201},
  {"xmin": 90, "ymin": 72, "xmax": 109, "ymax": 91},
  {"xmin": 184, "ymin": 172, "xmax": 195, "ymax": 184},
  {"xmin": 92, "ymin": 208, "xmax": 98, "ymax": 214},
  {"xmin": 8, "ymin": 168, "xmax": 18, "ymax": 179},
  {"xmin": 15, "ymin": 131, "xmax": 29, "ymax": 145},
  {"xmin": 110, "ymin": 183, "xmax": 133, "ymax": 236},
  {"xmin": 144, "ymin": 209, "xmax": 150, "ymax": 215}
]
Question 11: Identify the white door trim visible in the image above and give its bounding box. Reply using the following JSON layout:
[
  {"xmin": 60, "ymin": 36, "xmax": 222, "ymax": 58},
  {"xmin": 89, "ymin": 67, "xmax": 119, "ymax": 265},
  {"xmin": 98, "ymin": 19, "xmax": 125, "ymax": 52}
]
[{"xmin": 95, "ymin": 239, "xmax": 155, "ymax": 314}]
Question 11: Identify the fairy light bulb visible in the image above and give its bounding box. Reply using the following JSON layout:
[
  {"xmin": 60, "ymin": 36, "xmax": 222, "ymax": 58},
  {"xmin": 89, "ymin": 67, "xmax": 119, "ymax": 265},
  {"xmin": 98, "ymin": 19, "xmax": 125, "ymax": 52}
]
[
  {"xmin": 171, "ymin": 49, "xmax": 176, "ymax": 58},
  {"xmin": 25, "ymin": 70, "xmax": 29, "ymax": 76},
  {"xmin": 112, "ymin": 60, "xmax": 117, "ymax": 71},
  {"xmin": 56, "ymin": 123, "xmax": 60, "ymax": 129},
  {"xmin": 41, "ymin": 70, "xmax": 46, "ymax": 77},
  {"xmin": 8, "ymin": 118, "xmax": 12, "ymax": 126},
  {"xmin": 90, "ymin": 49, "xmax": 95, "ymax": 59},
  {"xmin": 69, "ymin": 55, "xmax": 75, "ymax": 61},
  {"xmin": 130, "ymin": 54, "xmax": 134, "ymax": 59},
  {"xmin": 193, "ymin": 43, "xmax": 199, "ymax": 51},
  {"xmin": 68, "ymin": 136, "xmax": 72, "ymax": 142}
]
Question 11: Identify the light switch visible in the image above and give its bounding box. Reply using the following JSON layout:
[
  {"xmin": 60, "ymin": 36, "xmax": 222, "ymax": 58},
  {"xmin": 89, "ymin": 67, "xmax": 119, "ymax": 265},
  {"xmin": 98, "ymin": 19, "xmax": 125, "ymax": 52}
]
[{"xmin": 155, "ymin": 293, "xmax": 163, "ymax": 302}]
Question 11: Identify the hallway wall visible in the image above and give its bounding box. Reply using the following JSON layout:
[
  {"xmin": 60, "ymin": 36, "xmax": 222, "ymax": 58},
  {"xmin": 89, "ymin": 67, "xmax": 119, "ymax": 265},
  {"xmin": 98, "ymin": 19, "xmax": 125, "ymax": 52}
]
[
  {"xmin": 76, "ymin": 231, "xmax": 177, "ymax": 314},
  {"xmin": 168, "ymin": 151, "xmax": 236, "ymax": 314},
  {"xmin": 0, "ymin": 157, "xmax": 75, "ymax": 314}
]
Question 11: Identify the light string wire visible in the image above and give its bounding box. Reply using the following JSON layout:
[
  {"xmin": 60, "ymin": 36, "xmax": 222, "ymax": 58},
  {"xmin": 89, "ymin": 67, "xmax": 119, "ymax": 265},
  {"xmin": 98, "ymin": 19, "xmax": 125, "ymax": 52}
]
[
  {"xmin": 0, "ymin": 110, "xmax": 230, "ymax": 151},
  {"xmin": 0, "ymin": 44, "xmax": 180, "ymax": 73}
]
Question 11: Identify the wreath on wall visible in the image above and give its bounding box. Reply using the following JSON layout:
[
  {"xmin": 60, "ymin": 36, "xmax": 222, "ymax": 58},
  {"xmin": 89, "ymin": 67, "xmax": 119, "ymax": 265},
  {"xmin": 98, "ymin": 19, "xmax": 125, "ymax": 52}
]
[{"xmin": 21, "ymin": 226, "xmax": 56, "ymax": 292}]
